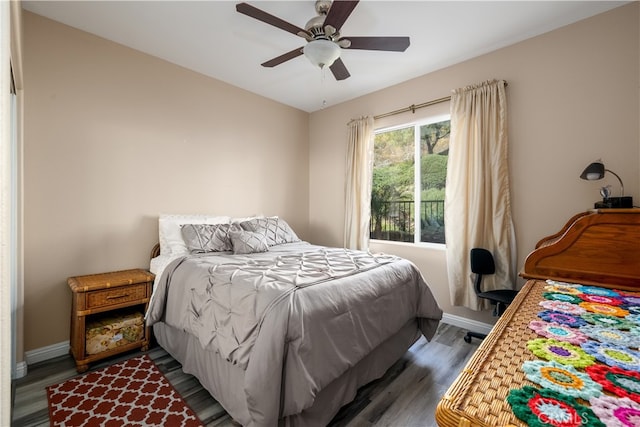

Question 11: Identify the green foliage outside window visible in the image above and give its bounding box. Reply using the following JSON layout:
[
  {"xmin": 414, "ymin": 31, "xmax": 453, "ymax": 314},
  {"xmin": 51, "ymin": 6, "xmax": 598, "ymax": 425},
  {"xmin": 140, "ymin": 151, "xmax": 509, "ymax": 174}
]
[{"xmin": 371, "ymin": 119, "xmax": 450, "ymax": 243}]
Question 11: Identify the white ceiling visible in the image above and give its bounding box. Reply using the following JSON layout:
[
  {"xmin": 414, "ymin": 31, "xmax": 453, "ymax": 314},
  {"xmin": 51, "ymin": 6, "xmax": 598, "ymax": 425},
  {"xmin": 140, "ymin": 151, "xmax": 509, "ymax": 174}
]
[{"xmin": 22, "ymin": 1, "xmax": 627, "ymax": 113}]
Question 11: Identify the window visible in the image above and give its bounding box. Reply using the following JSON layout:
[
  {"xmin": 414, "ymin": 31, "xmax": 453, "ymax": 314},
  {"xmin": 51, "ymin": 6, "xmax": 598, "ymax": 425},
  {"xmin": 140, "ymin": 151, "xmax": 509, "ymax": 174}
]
[{"xmin": 370, "ymin": 116, "xmax": 450, "ymax": 244}]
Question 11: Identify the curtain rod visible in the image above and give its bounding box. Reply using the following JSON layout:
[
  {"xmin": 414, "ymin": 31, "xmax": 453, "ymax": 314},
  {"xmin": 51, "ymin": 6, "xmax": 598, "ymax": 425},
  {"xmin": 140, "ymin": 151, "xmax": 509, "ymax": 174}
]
[
  {"xmin": 373, "ymin": 81, "xmax": 508, "ymax": 121},
  {"xmin": 373, "ymin": 96, "xmax": 451, "ymax": 120}
]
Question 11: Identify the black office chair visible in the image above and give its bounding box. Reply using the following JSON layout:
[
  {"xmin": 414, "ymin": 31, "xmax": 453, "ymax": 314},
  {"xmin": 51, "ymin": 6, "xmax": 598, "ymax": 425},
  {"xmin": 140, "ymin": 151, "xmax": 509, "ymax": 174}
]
[{"xmin": 464, "ymin": 247, "xmax": 518, "ymax": 343}]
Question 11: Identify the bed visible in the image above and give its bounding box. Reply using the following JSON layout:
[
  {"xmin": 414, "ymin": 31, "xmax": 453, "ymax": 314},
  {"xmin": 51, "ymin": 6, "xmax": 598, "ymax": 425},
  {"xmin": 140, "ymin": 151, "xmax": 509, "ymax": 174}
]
[
  {"xmin": 145, "ymin": 215, "xmax": 443, "ymax": 426},
  {"xmin": 435, "ymin": 208, "xmax": 640, "ymax": 426}
]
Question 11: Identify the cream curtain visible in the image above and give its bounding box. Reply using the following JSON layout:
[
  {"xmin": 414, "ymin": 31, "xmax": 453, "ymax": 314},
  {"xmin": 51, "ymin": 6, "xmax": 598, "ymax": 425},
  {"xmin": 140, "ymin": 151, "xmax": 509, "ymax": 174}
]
[
  {"xmin": 344, "ymin": 116, "xmax": 374, "ymax": 250},
  {"xmin": 445, "ymin": 80, "xmax": 516, "ymax": 310}
]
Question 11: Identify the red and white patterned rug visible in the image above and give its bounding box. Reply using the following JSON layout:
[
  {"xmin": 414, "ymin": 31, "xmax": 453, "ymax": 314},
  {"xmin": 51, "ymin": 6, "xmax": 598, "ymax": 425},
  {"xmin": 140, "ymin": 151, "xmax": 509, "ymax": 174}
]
[{"xmin": 46, "ymin": 354, "xmax": 204, "ymax": 426}]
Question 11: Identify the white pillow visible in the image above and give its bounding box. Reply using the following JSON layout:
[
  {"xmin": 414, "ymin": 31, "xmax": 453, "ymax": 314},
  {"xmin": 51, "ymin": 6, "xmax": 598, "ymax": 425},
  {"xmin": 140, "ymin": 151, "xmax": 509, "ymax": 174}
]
[
  {"xmin": 158, "ymin": 214, "xmax": 231, "ymax": 255},
  {"xmin": 231, "ymin": 214, "xmax": 265, "ymax": 224}
]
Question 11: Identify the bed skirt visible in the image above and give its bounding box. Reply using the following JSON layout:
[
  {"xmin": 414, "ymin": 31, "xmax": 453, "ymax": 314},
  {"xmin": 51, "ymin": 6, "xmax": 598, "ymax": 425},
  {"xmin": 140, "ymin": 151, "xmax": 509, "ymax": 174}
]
[{"xmin": 153, "ymin": 319, "xmax": 421, "ymax": 426}]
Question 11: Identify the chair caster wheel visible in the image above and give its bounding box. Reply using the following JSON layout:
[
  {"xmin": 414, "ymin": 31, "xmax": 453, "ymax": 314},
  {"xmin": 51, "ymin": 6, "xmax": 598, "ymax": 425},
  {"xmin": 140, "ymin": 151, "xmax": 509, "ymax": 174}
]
[{"xmin": 464, "ymin": 335, "xmax": 472, "ymax": 343}]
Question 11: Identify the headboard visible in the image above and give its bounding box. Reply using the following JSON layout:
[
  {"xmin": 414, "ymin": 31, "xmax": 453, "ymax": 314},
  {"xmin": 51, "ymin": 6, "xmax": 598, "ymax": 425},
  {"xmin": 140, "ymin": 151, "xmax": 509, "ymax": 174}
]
[
  {"xmin": 150, "ymin": 243, "xmax": 160, "ymax": 260},
  {"xmin": 521, "ymin": 208, "xmax": 640, "ymax": 290}
]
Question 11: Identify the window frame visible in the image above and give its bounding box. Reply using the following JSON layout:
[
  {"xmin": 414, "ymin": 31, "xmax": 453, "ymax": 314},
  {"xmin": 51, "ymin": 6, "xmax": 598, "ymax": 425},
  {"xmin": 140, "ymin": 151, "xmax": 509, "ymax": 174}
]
[{"xmin": 370, "ymin": 113, "xmax": 451, "ymax": 247}]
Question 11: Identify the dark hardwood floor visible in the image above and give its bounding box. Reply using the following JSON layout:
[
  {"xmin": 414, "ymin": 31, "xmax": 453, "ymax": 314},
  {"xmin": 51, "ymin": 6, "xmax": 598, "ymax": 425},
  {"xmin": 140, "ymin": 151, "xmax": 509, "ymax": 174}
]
[{"xmin": 11, "ymin": 323, "xmax": 480, "ymax": 427}]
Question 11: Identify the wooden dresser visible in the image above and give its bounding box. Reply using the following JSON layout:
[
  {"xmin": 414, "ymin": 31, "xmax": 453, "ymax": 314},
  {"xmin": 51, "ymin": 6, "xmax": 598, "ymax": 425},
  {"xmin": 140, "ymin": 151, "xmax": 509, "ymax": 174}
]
[
  {"xmin": 435, "ymin": 208, "xmax": 640, "ymax": 426},
  {"xmin": 68, "ymin": 268, "xmax": 154, "ymax": 372}
]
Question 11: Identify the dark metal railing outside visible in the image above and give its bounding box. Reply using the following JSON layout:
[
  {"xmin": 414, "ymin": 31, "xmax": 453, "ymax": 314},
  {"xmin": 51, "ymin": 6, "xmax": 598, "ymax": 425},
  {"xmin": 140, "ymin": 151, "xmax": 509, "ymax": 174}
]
[{"xmin": 370, "ymin": 200, "xmax": 445, "ymax": 244}]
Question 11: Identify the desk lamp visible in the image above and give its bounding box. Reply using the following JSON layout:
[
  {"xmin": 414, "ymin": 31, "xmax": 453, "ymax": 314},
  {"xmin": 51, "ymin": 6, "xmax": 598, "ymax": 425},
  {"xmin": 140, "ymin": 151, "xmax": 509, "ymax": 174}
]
[{"xmin": 580, "ymin": 160, "xmax": 633, "ymax": 208}]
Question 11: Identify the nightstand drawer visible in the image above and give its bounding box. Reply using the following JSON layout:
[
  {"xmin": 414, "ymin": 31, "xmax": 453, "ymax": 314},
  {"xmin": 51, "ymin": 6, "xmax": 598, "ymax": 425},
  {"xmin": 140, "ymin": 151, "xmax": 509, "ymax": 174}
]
[{"xmin": 86, "ymin": 283, "xmax": 148, "ymax": 309}]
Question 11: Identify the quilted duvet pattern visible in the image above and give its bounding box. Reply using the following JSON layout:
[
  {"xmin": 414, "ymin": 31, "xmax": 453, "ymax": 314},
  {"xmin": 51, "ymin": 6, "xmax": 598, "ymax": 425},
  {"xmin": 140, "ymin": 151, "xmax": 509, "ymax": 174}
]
[{"xmin": 186, "ymin": 248, "xmax": 398, "ymax": 367}]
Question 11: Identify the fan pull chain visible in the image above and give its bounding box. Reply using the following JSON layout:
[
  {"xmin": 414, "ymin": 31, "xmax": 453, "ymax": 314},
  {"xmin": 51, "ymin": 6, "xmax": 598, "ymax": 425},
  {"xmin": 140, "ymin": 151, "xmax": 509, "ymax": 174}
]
[{"xmin": 321, "ymin": 66, "xmax": 327, "ymax": 109}]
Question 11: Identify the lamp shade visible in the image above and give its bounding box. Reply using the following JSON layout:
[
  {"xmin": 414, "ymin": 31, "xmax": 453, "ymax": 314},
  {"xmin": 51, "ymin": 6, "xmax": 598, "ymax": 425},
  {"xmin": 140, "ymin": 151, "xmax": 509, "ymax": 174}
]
[
  {"xmin": 580, "ymin": 161, "xmax": 605, "ymax": 181},
  {"xmin": 303, "ymin": 39, "xmax": 340, "ymax": 69}
]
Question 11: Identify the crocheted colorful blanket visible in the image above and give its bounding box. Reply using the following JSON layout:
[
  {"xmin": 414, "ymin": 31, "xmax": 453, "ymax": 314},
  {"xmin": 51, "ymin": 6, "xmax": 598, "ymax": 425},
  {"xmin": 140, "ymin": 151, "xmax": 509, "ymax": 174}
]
[{"xmin": 508, "ymin": 280, "xmax": 640, "ymax": 426}]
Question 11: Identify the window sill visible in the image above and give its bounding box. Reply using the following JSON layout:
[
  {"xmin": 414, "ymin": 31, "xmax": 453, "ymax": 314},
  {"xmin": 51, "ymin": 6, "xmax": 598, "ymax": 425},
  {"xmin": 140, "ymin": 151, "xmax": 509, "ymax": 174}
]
[{"xmin": 369, "ymin": 239, "xmax": 446, "ymax": 251}]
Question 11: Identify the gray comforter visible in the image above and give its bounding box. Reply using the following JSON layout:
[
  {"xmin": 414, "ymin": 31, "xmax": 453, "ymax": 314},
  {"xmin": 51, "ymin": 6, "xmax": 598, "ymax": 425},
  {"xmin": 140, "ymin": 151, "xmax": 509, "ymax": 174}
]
[{"xmin": 146, "ymin": 242, "xmax": 442, "ymax": 426}]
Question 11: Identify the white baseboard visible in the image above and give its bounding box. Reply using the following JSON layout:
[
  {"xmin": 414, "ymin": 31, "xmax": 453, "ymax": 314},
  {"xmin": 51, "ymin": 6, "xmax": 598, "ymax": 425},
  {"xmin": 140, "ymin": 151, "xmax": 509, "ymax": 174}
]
[
  {"xmin": 441, "ymin": 313, "xmax": 494, "ymax": 336},
  {"xmin": 13, "ymin": 361, "xmax": 28, "ymax": 379},
  {"xmin": 25, "ymin": 340, "xmax": 70, "ymax": 365}
]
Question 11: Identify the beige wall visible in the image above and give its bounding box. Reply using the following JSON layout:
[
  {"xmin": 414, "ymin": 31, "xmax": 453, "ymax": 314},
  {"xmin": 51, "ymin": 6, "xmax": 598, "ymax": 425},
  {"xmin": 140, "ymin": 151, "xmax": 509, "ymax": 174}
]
[
  {"xmin": 20, "ymin": 4, "xmax": 640, "ymax": 353},
  {"xmin": 22, "ymin": 12, "xmax": 309, "ymax": 352},
  {"xmin": 308, "ymin": 3, "xmax": 639, "ymax": 324}
]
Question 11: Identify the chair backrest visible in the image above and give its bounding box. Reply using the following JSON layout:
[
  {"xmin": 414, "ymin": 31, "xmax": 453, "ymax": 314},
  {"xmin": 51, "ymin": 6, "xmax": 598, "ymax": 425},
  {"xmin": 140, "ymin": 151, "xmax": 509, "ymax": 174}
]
[{"xmin": 470, "ymin": 248, "xmax": 496, "ymax": 295}]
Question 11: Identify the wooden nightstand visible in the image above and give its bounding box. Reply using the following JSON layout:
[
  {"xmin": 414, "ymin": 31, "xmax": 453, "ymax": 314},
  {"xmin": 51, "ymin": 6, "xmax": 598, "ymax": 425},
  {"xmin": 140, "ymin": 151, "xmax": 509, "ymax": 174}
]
[{"xmin": 68, "ymin": 268, "xmax": 154, "ymax": 373}]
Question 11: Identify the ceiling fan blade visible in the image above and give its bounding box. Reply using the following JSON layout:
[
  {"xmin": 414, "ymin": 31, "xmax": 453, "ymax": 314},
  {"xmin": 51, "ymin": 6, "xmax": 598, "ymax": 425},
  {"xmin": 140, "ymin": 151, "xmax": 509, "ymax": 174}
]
[
  {"xmin": 236, "ymin": 2, "xmax": 310, "ymax": 38},
  {"xmin": 324, "ymin": 1, "xmax": 359, "ymax": 32},
  {"xmin": 330, "ymin": 58, "xmax": 350, "ymax": 81},
  {"xmin": 261, "ymin": 47, "xmax": 304, "ymax": 68},
  {"xmin": 341, "ymin": 36, "xmax": 410, "ymax": 52}
]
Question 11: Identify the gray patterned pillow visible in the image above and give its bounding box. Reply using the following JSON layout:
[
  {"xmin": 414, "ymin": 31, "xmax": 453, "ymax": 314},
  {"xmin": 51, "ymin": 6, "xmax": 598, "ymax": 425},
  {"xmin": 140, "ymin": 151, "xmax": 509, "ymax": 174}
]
[
  {"xmin": 239, "ymin": 217, "xmax": 300, "ymax": 247},
  {"xmin": 180, "ymin": 223, "xmax": 238, "ymax": 253},
  {"xmin": 229, "ymin": 230, "xmax": 269, "ymax": 255}
]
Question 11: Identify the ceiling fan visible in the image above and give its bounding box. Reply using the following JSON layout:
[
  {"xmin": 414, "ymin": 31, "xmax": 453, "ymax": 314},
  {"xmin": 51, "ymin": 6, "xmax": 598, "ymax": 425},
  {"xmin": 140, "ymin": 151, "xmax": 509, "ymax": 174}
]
[{"xmin": 236, "ymin": 0, "xmax": 410, "ymax": 81}]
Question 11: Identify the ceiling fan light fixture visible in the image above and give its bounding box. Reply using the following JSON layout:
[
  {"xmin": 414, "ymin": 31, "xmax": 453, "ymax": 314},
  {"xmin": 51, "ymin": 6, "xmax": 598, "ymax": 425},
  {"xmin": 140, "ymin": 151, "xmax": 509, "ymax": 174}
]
[
  {"xmin": 236, "ymin": 1, "xmax": 410, "ymax": 80},
  {"xmin": 303, "ymin": 39, "xmax": 340, "ymax": 69}
]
